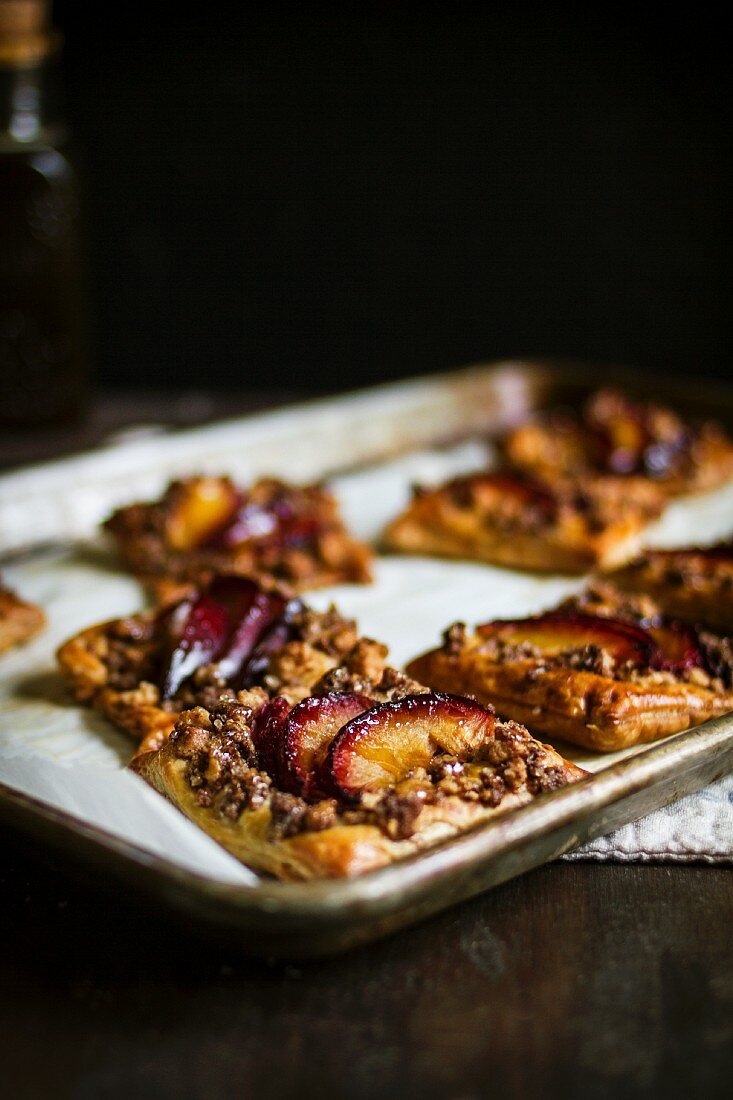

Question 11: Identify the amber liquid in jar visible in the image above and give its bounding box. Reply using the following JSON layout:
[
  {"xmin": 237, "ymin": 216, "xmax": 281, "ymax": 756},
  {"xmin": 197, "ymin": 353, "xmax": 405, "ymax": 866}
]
[{"xmin": 0, "ymin": 59, "xmax": 86, "ymax": 426}]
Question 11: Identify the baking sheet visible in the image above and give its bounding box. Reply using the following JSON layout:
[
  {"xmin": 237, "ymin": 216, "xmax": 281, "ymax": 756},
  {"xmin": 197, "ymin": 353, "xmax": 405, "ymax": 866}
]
[{"xmin": 2, "ymin": 435, "xmax": 733, "ymax": 886}]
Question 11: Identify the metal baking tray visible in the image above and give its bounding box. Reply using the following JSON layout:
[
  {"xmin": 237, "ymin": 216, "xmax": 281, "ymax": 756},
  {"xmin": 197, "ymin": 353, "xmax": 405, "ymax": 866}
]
[{"xmin": 1, "ymin": 358, "xmax": 732, "ymax": 957}]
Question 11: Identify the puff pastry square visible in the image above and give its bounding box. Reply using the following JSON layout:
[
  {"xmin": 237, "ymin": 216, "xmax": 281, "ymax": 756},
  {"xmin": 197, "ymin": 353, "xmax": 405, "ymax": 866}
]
[
  {"xmin": 104, "ymin": 475, "xmax": 372, "ymax": 602},
  {"xmin": 407, "ymin": 586, "xmax": 733, "ymax": 751},
  {"xmin": 503, "ymin": 388, "xmax": 733, "ymax": 496},
  {"xmin": 0, "ymin": 582, "xmax": 46, "ymax": 654},
  {"xmin": 132, "ymin": 647, "xmax": 587, "ymax": 880},
  {"xmin": 57, "ymin": 574, "xmax": 367, "ymax": 754},
  {"xmin": 383, "ymin": 470, "xmax": 663, "ymax": 574},
  {"xmin": 608, "ymin": 541, "xmax": 733, "ymax": 633}
]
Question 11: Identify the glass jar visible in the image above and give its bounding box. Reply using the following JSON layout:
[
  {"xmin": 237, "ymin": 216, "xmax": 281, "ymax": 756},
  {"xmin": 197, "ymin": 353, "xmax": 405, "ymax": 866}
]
[{"xmin": 0, "ymin": 0, "xmax": 87, "ymax": 426}]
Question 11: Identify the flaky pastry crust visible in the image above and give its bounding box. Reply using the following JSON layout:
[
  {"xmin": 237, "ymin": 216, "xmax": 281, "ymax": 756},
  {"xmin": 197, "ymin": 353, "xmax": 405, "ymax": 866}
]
[
  {"xmin": 407, "ymin": 641, "xmax": 733, "ymax": 752},
  {"xmin": 57, "ymin": 614, "xmax": 178, "ymax": 750},
  {"xmin": 135, "ymin": 746, "xmax": 583, "ymax": 880},
  {"xmin": 0, "ymin": 584, "xmax": 46, "ymax": 654},
  {"xmin": 407, "ymin": 587, "xmax": 733, "ymax": 751},
  {"xmin": 383, "ymin": 470, "xmax": 662, "ymax": 574},
  {"xmin": 608, "ymin": 543, "xmax": 733, "ymax": 632}
]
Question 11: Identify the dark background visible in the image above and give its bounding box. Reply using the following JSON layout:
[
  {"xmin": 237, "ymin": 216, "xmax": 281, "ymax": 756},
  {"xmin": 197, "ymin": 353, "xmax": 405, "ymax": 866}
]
[{"xmin": 55, "ymin": 1, "xmax": 731, "ymax": 394}]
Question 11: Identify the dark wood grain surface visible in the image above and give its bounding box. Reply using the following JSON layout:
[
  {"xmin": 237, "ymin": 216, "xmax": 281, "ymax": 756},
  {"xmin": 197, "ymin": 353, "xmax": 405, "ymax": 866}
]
[
  {"xmin": 1, "ymin": 823, "xmax": 731, "ymax": 1099},
  {"xmin": 2, "ymin": 396, "xmax": 732, "ymax": 1098}
]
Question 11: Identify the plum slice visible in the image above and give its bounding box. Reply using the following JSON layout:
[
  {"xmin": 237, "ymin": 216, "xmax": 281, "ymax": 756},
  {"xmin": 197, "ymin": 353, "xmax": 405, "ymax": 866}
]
[
  {"xmin": 207, "ymin": 499, "xmax": 281, "ymax": 549},
  {"xmin": 251, "ymin": 696, "xmax": 292, "ymax": 781},
  {"xmin": 591, "ymin": 408, "xmax": 648, "ymax": 475},
  {"xmin": 327, "ymin": 692, "xmax": 495, "ymax": 799},
  {"xmin": 159, "ymin": 595, "xmax": 230, "ymax": 700},
  {"xmin": 648, "ymin": 621, "xmax": 705, "ymax": 673},
  {"xmin": 164, "ymin": 477, "xmax": 241, "ymax": 551},
  {"xmin": 238, "ymin": 598, "xmax": 305, "ymax": 688},
  {"xmin": 280, "ymin": 692, "xmax": 374, "ymax": 799},
  {"xmin": 206, "ymin": 491, "xmax": 321, "ymax": 552},
  {"xmin": 476, "ymin": 611, "xmax": 655, "ymax": 667},
  {"xmin": 585, "ymin": 390, "xmax": 691, "ymax": 478},
  {"xmin": 210, "ymin": 577, "xmax": 287, "ymax": 682},
  {"xmin": 158, "ymin": 575, "xmax": 286, "ymax": 699}
]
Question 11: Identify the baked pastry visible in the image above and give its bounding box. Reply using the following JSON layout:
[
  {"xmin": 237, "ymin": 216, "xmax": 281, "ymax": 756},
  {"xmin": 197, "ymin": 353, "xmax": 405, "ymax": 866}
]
[
  {"xmin": 0, "ymin": 581, "xmax": 46, "ymax": 654},
  {"xmin": 383, "ymin": 470, "xmax": 663, "ymax": 574},
  {"xmin": 607, "ymin": 541, "xmax": 733, "ymax": 632},
  {"xmin": 406, "ymin": 586, "xmax": 733, "ymax": 751},
  {"xmin": 57, "ymin": 574, "xmax": 366, "ymax": 755},
  {"xmin": 503, "ymin": 388, "xmax": 733, "ymax": 496},
  {"xmin": 132, "ymin": 647, "xmax": 587, "ymax": 880},
  {"xmin": 104, "ymin": 475, "xmax": 372, "ymax": 602}
]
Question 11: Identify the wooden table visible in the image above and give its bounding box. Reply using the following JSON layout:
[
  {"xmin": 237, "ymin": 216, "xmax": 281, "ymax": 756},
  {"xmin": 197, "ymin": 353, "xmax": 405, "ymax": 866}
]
[
  {"xmin": 1, "ymin": 396, "xmax": 732, "ymax": 1098},
  {"xmin": 2, "ymin": 824, "xmax": 731, "ymax": 1098}
]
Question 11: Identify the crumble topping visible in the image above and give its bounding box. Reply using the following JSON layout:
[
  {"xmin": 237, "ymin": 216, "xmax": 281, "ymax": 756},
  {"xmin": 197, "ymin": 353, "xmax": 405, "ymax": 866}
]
[
  {"xmin": 166, "ymin": 704, "xmax": 568, "ymax": 842},
  {"xmin": 561, "ymin": 474, "xmax": 662, "ymax": 525},
  {"xmin": 171, "ymin": 697, "xmax": 271, "ymax": 820},
  {"xmin": 268, "ymin": 793, "xmax": 341, "ymax": 839},
  {"xmin": 288, "ymin": 605, "xmax": 360, "ymax": 656},
  {"xmin": 586, "ymin": 388, "xmax": 695, "ymax": 480},
  {"xmin": 104, "ymin": 476, "xmax": 371, "ymax": 589},
  {"xmin": 698, "ymin": 632, "xmax": 733, "ymax": 688},
  {"xmin": 168, "ymin": 663, "xmax": 234, "ymax": 713},
  {"xmin": 560, "ymin": 644, "xmax": 618, "ymax": 677},
  {"xmin": 627, "ymin": 545, "xmax": 733, "ymax": 593},
  {"xmin": 437, "ymin": 468, "xmax": 660, "ymax": 540},
  {"xmin": 312, "ymin": 639, "xmax": 427, "ymax": 701},
  {"xmin": 102, "ymin": 601, "xmax": 359, "ymax": 711},
  {"xmin": 561, "ymin": 582, "xmax": 661, "ymax": 626},
  {"xmin": 468, "ymin": 631, "xmax": 706, "ymax": 686},
  {"xmin": 167, "ymin": 695, "xmax": 570, "ymax": 844},
  {"xmin": 261, "ymin": 610, "xmax": 360, "ymax": 699},
  {"xmin": 443, "ymin": 621, "xmax": 468, "ymax": 655},
  {"xmin": 444, "ymin": 473, "xmax": 558, "ymax": 533},
  {"xmin": 506, "ymin": 388, "xmax": 729, "ymax": 486},
  {"xmin": 441, "ymin": 584, "xmax": 731, "ymax": 688},
  {"xmin": 103, "ymin": 616, "xmax": 159, "ymax": 690}
]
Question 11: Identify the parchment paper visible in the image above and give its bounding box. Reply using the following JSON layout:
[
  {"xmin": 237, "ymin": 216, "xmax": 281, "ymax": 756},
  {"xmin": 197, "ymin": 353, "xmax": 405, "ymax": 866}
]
[{"xmin": 2, "ymin": 439, "xmax": 732, "ymax": 880}]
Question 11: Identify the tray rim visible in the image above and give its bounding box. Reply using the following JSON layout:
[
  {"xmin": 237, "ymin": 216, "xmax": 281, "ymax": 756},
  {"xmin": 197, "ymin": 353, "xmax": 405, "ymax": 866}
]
[
  {"xmin": 3, "ymin": 356, "xmax": 733, "ymax": 556},
  {"xmin": 2, "ymin": 712, "xmax": 732, "ymax": 957},
  {"xmin": 3, "ymin": 711, "xmax": 733, "ymax": 907},
  {"xmin": 2, "ymin": 356, "xmax": 733, "ymax": 955}
]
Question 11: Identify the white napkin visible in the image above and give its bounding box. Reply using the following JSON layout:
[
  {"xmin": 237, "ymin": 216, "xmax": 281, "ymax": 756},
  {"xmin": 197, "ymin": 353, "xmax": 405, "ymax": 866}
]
[{"xmin": 566, "ymin": 774, "xmax": 733, "ymax": 863}]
